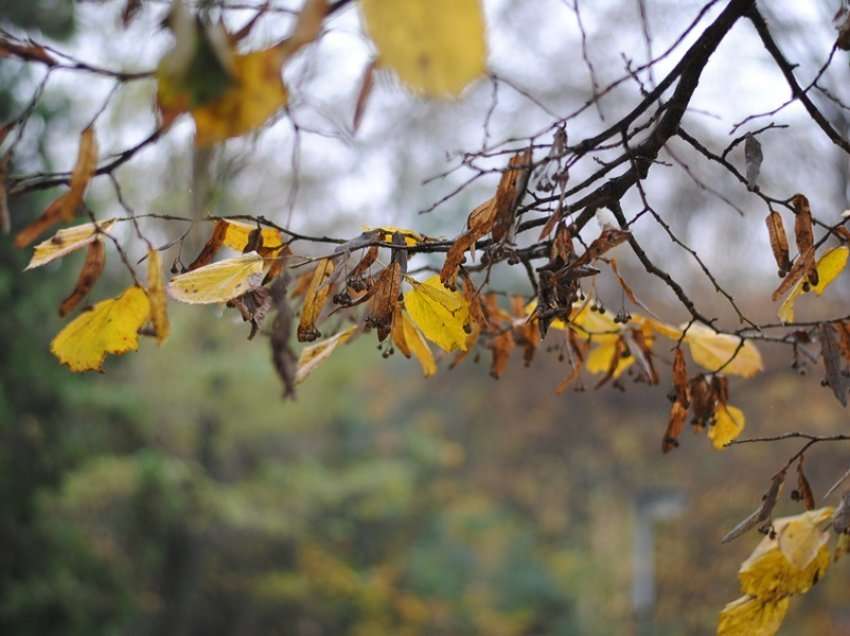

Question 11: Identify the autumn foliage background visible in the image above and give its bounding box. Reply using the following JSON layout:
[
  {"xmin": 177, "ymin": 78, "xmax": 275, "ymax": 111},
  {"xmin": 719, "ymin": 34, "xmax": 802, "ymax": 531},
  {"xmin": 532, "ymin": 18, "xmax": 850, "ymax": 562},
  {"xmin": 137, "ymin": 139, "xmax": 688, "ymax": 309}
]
[{"xmin": 3, "ymin": 1, "xmax": 850, "ymax": 635}]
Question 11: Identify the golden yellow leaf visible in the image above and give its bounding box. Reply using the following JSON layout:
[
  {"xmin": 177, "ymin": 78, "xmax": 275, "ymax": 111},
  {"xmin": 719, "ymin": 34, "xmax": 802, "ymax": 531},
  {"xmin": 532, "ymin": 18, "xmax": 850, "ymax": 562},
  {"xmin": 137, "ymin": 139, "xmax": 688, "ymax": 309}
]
[
  {"xmin": 147, "ymin": 249, "xmax": 169, "ymax": 344},
  {"xmin": 585, "ymin": 340, "xmax": 632, "ymax": 378},
  {"xmin": 296, "ymin": 324, "xmax": 358, "ymax": 384},
  {"xmin": 717, "ymin": 596, "xmax": 789, "ymax": 636},
  {"xmin": 630, "ymin": 314, "xmax": 683, "ymax": 340},
  {"xmin": 50, "ymin": 286, "xmax": 151, "ymax": 372},
  {"xmin": 684, "ymin": 324, "xmax": 762, "ymax": 378},
  {"xmin": 360, "ymin": 0, "xmax": 487, "ymax": 97},
  {"xmin": 192, "ymin": 46, "xmax": 288, "ymax": 146},
  {"xmin": 297, "ymin": 258, "xmax": 335, "ymax": 341},
  {"xmin": 570, "ymin": 301, "xmax": 620, "ymax": 342},
  {"xmin": 400, "ymin": 310, "xmax": 436, "ymax": 377},
  {"xmin": 168, "ymin": 252, "xmax": 267, "ymax": 304},
  {"xmin": 24, "ymin": 219, "xmax": 116, "ymax": 270},
  {"xmin": 220, "ymin": 218, "xmax": 284, "ymax": 251},
  {"xmin": 403, "ymin": 274, "xmax": 470, "ymax": 352},
  {"xmin": 708, "ymin": 404, "xmax": 746, "ymax": 449},
  {"xmin": 738, "ymin": 508, "xmax": 833, "ymax": 599},
  {"xmin": 776, "ymin": 508, "xmax": 832, "ymax": 570},
  {"xmin": 777, "ymin": 245, "xmax": 849, "ymax": 323},
  {"xmin": 366, "ymin": 225, "xmax": 425, "ymax": 246}
]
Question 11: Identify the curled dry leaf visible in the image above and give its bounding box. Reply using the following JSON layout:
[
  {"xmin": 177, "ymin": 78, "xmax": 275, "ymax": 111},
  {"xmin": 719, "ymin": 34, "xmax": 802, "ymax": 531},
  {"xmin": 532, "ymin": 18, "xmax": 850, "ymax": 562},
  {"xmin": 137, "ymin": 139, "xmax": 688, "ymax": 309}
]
[
  {"xmin": 722, "ymin": 471, "xmax": 786, "ymax": 544},
  {"xmin": 441, "ymin": 197, "xmax": 497, "ymax": 289},
  {"xmin": 393, "ymin": 308, "xmax": 437, "ymax": 377},
  {"xmin": 359, "ymin": 0, "xmax": 487, "ymax": 97},
  {"xmin": 146, "ymin": 248, "xmax": 169, "ymax": 343},
  {"xmin": 792, "ymin": 193, "xmax": 817, "ymax": 285},
  {"xmin": 187, "ymin": 220, "xmax": 229, "ymax": 270},
  {"xmin": 51, "ymin": 286, "xmax": 151, "ymax": 372},
  {"xmin": 819, "ymin": 322, "xmax": 848, "ymax": 406},
  {"xmin": 492, "ymin": 149, "xmax": 532, "ymax": 242},
  {"xmin": 571, "ymin": 225, "xmax": 630, "ymax": 269},
  {"xmin": 488, "ymin": 330, "xmax": 515, "ymax": 379},
  {"xmin": 366, "ymin": 262, "xmax": 402, "ymax": 342},
  {"xmin": 796, "ymin": 457, "xmax": 816, "ymax": 512},
  {"xmin": 672, "ymin": 348, "xmax": 689, "ymax": 406},
  {"xmin": 297, "ymin": 258, "xmax": 335, "ymax": 341},
  {"xmin": 168, "ymin": 252, "xmax": 267, "ymax": 304},
  {"xmin": 16, "ymin": 127, "xmax": 99, "ymax": 247},
  {"xmin": 24, "ymin": 219, "xmax": 116, "ymax": 270},
  {"xmin": 59, "ymin": 239, "xmax": 106, "ymax": 318},
  {"xmin": 662, "ymin": 399, "xmax": 688, "ymax": 453},
  {"xmin": 764, "ymin": 210, "xmax": 790, "ymax": 275}
]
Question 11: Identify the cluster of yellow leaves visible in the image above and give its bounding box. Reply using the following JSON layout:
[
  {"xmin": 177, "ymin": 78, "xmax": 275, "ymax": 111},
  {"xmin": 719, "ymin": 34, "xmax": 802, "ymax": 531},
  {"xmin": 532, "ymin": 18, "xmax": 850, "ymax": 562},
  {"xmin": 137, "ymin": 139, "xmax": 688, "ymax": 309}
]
[
  {"xmin": 718, "ymin": 507, "xmax": 834, "ymax": 636},
  {"xmin": 360, "ymin": 0, "xmax": 487, "ymax": 98},
  {"xmin": 403, "ymin": 275, "xmax": 469, "ymax": 353}
]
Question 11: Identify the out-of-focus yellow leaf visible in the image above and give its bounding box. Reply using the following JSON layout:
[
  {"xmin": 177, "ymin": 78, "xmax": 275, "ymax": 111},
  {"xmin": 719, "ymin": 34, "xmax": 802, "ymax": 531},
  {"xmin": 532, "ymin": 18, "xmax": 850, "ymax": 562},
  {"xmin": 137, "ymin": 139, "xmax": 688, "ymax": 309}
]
[
  {"xmin": 147, "ymin": 249, "xmax": 169, "ymax": 344},
  {"xmin": 738, "ymin": 508, "xmax": 833, "ymax": 599},
  {"xmin": 296, "ymin": 324, "xmax": 357, "ymax": 384},
  {"xmin": 168, "ymin": 252, "xmax": 267, "ymax": 304},
  {"xmin": 400, "ymin": 310, "xmax": 436, "ymax": 377},
  {"xmin": 835, "ymin": 533, "xmax": 850, "ymax": 563},
  {"xmin": 585, "ymin": 340, "xmax": 632, "ymax": 378},
  {"xmin": 24, "ymin": 219, "xmax": 115, "ymax": 270},
  {"xmin": 192, "ymin": 45, "xmax": 288, "ymax": 146},
  {"xmin": 630, "ymin": 314, "xmax": 683, "ymax": 340},
  {"xmin": 360, "ymin": 0, "xmax": 487, "ymax": 97},
  {"xmin": 684, "ymin": 324, "xmax": 762, "ymax": 378},
  {"xmin": 50, "ymin": 286, "xmax": 150, "ymax": 372},
  {"xmin": 717, "ymin": 596, "xmax": 789, "ymax": 636},
  {"xmin": 367, "ymin": 225, "xmax": 425, "ymax": 246},
  {"xmin": 708, "ymin": 404, "xmax": 745, "ymax": 449},
  {"xmin": 221, "ymin": 218, "xmax": 284, "ymax": 251},
  {"xmin": 404, "ymin": 274, "xmax": 469, "ymax": 352},
  {"xmin": 777, "ymin": 245, "xmax": 849, "ymax": 323},
  {"xmin": 570, "ymin": 301, "xmax": 620, "ymax": 342}
]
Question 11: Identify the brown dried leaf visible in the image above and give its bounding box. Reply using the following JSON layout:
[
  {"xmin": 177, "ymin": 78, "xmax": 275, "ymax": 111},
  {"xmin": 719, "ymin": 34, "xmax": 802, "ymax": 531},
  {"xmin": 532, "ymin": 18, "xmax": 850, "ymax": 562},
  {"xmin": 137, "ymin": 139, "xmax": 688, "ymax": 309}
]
[
  {"xmin": 792, "ymin": 194, "xmax": 817, "ymax": 285},
  {"xmin": 797, "ymin": 457, "xmax": 816, "ymax": 511},
  {"xmin": 722, "ymin": 470, "xmax": 786, "ymax": 543},
  {"xmin": 59, "ymin": 239, "xmax": 105, "ymax": 317},
  {"xmin": 488, "ymin": 330, "xmax": 515, "ymax": 379},
  {"xmin": 689, "ymin": 374, "xmax": 716, "ymax": 428},
  {"xmin": 440, "ymin": 197, "xmax": 497, "ymax": 289},
  {"xmin": 297, "ymin": 258, "xmax": 334, "ymax": 342},
  {"xmin": 772, "ymin": 245, "xmax": 816, "ymax": 301},
  {"xmin": 353, "ymin": 58, "xmax": 376, "ymax": 133},
  {"xmin": 572, "ymin": 225, "xmax": 630, "ymax": 268},
  {"xmin": 14, "ymin": 193, "xmax": 70, "ymax": 248},
  {"xmin": 187, "ymin": 220, "xmax": 228, "ymax": 270},
  {"xmin": 624, "ymin": 329, "xmax": 658, "ymax": 384},
  {"xmin": 765, "ymin": 210, "xmax": 791, "ymax": 275},
  {"xmin": 819, "ymin": 322, "xmax": 848, "ymax": 406},
  {"xmin": 492, "ymin": 149, "xmax": 531, "ymax": 242},
  {"xmin": 672, "ymin": 348, "xmax": 689, "ymax": 406},
  {"xmin": 61, "ymin": 126, "xmax": 98, "ymax": 221},
  {"xmin": 662, "ymin": 399, "xmax": 688, "ymax": 453},
  {"xmin": 555, "ymin": 361, "xmax": 582, "ymax": 395},
  {"xmin": 350, "ymin": 245, "xmax": 379, "ymax": 279},
  {"xmin": 366, "ymin": 262, "xmax": 401, "ymax": 342}
]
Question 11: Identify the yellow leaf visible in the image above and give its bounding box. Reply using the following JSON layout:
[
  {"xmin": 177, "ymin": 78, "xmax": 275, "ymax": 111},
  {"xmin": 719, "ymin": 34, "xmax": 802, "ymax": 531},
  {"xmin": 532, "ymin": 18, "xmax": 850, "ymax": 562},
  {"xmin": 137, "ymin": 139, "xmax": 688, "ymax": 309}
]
[
  {"xmin": 24, "ymin": 219, "xmax": 116, "ymax": 270},
  {"xmin": 366, "ymin": 225, "xmax": 425, "ymax": 246},
  {"xmin": 709, "ymin": 404, "xmax": 746, "ymax": 449},
  {"xmin": 630, "ymin": 314, "xmax": 683, "ymax": 340},
  {"xmin": 297, "ymin": 258, "xmax": 335, "ymax": 341},
  {"xmin": 684, "ymin": 324, "xmax": 763, "ymax": 378},
  {"xmin": 585, "ymin": 340, "xmax": 632, "ymax": 378},
  {"xmin": 738, "ymin": 508, "xmax": 833, "ymax": 599},
  {"xmin": 777, "ymin": 245, "xmax": 849, "ymax": 323},
  {"xmin": 220, "ymin": 218, "xmax": 284, "ymax": 251},
  {"xmin": 717, "ymin": 596, "xmax": 789, "ymax": 636},
  {"xmin": 167, "ymin": 252, "xmax": 267, "ymax": 304},
  {"xmin": 360, "ymin": 0, "xmax": 487, "ymax": 97},
  {"xmin": 50, "ymin": 286, "xmax": 151, "ymax": 372},
  {"xmin": 570, "ymin": 300, "xmax": 620, "ymax": 342},
  {"xmin": 401, "ymin": 310, "xmax": 436, "ymax": 377},
  {"xmin": 147, "ymin": 249, "xmax": 169, "ymax": 344},
  {"xmin": 776, "ymin": 508, "xmax": 832, "ymax": 570},
  {"xmin": 296, "ymin": 324, "xmax": 358, "ymax": 384},
  {"xmin": 403, "ymin": 274, "xmax": 469, "ymax": 352},
  {"xmin": 193, "ymin": 46, "xmax": 287, "ymax": 146}
]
